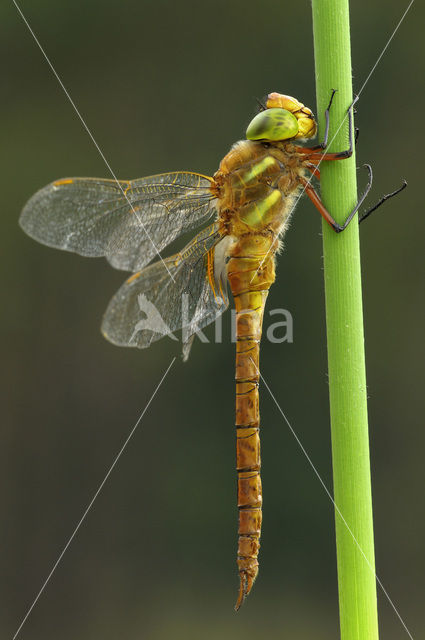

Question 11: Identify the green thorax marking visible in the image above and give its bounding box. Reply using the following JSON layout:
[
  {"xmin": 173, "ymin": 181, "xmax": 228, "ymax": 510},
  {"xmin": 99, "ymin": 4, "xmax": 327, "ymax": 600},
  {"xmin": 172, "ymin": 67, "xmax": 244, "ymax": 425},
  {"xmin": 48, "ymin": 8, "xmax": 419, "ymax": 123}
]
[
  {"xmin": 242, "ymin": 156, "xmax": 277, "ymax": 183},
  {"xmin": 239, "ymin": 189, "xmax": 282, "ymax": 229}
]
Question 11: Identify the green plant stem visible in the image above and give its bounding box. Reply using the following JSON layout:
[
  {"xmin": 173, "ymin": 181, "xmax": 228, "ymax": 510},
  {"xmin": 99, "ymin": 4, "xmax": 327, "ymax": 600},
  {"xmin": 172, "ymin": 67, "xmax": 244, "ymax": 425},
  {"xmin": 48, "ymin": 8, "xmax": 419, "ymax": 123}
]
[{"xmin": 311, "ymin": 2, "xmax": 379, "ymax": 639}]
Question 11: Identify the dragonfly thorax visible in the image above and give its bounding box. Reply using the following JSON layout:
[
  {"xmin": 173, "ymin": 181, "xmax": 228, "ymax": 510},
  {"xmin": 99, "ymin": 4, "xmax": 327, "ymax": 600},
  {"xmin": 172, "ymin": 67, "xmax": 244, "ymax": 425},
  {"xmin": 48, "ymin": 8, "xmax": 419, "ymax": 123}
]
[{"xmin": 214, "ymin": 140, "xmax": 305, "ymax": 236}]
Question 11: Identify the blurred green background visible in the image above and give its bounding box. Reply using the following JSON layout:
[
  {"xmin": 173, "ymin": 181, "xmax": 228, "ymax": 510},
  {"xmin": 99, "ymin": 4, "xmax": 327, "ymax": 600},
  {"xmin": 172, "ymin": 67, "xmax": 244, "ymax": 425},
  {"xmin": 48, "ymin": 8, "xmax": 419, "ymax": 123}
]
[{"xmin": 1, "ymin": 1, "xmax": 423, "ymax": 638}]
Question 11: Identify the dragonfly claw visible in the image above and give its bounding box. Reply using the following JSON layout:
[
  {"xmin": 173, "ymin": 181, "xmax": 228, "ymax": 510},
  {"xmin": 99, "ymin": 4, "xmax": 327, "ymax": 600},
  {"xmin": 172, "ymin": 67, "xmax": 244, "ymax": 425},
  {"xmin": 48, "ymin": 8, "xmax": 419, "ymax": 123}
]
[
  {"xmin": 234, "ymin": 568, "xmax": 257, "ymax": 611},
  {"xmin": 235, "ymin": 572, "xmax": 248, "ymax": 611}
]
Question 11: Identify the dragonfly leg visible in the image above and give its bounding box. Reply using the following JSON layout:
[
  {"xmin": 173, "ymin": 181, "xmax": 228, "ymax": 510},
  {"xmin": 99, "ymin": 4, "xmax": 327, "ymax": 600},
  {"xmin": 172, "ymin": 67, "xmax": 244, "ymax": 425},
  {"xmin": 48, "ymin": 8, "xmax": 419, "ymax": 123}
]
[
  {"xmin": 296, "ymin": 94, "xmax": 358, "ymax": 162},
  {"xmin": 308, "ymin": 88, "xmax": 337, "ymax": 150},
  {"xmin": 306, "ymin": 163, "xmax": 320, "ymax": 179},
  {"xmin": 304, "ymin": 127, "xmax": 357, "ymax": 179},
  {"xmin": 305, "ymin": 130, "xmax": 357, "ymax": 179},
  {"xmin": 300, "ymin": 164, "xmax": 373, "ymax": 233},
  {"xmin": 359, "ymin": 179, "xmax": 407, "ymax": 224}
]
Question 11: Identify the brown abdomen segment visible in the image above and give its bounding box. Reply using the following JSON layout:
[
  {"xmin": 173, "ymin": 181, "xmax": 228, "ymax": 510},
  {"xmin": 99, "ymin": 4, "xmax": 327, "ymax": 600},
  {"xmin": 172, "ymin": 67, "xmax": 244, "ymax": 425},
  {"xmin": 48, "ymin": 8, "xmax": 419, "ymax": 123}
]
[{"xmin": 227, "ymin": 242, "xmax": 275, "ymax": 610}]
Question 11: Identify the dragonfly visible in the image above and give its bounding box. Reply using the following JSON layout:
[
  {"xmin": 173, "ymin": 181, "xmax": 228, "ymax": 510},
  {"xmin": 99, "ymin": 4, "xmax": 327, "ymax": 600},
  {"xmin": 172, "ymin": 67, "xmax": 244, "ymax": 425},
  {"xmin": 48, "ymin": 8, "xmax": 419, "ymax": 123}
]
[{"xmin": 19, "ymin": 91, "xmax": 405, "ymax": 610}]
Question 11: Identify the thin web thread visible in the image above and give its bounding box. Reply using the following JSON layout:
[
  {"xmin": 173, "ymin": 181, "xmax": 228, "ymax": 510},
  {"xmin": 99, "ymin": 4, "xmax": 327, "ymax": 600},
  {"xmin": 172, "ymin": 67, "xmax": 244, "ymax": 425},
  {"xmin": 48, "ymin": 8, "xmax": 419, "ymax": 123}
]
[
  {"xmin": 12, "ymin": 358, "xmax": 176, "ymax": 640},
  {"xmin": 257, "ymin": 365, "xmax": 414, "ymax": 640},
  {"xmin": 12, "ymin": 0, "xmax": 176, "ymax": 283}
]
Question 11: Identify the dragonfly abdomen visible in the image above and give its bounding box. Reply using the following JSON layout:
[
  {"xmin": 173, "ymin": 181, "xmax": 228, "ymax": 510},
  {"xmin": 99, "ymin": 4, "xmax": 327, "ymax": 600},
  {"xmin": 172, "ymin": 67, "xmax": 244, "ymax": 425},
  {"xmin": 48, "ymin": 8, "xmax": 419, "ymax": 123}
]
[
  {"xmin": 233, "ymin": 294, "xmax": 264, "ymax": 612},
  {"xmin": 227, "ymin": 237, "xmax": 276, "ymax": 610}
]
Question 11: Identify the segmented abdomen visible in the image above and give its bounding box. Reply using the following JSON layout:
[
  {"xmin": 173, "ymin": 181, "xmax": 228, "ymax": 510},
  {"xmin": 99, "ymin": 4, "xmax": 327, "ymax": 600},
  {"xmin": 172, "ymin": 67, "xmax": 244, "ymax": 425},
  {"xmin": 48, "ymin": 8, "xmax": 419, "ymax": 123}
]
[{"xmin": 227, "ymin": 236, "xmax": 276, "ymax": 610}]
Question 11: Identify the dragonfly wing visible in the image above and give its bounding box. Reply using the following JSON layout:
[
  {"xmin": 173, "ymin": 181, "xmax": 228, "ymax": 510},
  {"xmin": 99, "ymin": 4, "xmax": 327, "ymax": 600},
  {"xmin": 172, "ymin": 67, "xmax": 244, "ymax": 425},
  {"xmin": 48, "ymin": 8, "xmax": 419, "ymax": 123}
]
[
  {"xmin": 101, "ymin": 223, "xmax": 230, "ymax": 356},
  {"xmin": 19, "ymin": 172, "xmax": 217, "ymax": 272}
]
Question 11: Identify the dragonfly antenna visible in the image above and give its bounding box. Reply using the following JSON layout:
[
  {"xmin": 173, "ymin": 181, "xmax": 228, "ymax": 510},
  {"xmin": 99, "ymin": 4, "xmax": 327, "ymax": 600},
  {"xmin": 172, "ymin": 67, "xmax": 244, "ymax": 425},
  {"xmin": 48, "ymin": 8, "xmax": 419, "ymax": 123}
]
[{"xmin": 254, "ymin": 96, "xmax": 267, "ymax": 111}]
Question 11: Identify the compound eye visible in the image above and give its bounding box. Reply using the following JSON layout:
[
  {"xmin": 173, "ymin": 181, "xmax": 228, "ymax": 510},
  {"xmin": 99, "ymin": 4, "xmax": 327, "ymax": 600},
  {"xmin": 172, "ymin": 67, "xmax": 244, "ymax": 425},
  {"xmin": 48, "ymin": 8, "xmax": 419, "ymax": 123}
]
[{"xmin": 246, "ymin": 108, "xmax": 299, "ymax": 141}]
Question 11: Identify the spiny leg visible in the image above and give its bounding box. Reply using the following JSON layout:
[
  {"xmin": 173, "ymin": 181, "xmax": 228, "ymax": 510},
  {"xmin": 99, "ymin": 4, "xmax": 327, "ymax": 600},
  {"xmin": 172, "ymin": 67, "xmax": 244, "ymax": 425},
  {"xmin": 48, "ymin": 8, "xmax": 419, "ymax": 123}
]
[
  {"xmin": 359, "ymin": 180, "xmax": 407, "ymax": 224},
  {"xmin": 298, "ymin": 94, "xmax": 406, "ymax": 230},
  {"xmin": 300, "ymin": 164, "xmax": 373, "ymax": 232},
  {"xmin": 309, "ymin": 88, "xmax": 338, "ymax": 150},
  {"xmin": 306, "ymin": 163, "xmax": 321, "ymax": 179},
  {"xmin": 297, "ymin": 93, "xmax": 358, "ymax": 162},
  {"xmin": 304, "ymin": 127, "xmax": 358, "ymax": 179}
]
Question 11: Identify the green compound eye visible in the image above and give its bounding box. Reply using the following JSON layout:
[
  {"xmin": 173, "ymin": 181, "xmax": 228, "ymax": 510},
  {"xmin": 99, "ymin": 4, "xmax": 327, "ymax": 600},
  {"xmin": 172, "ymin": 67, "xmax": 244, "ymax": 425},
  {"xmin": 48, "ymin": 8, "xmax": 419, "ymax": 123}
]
[{"xmin": 246, "ymin": 108, "xmax": 299, "ymax": 141}]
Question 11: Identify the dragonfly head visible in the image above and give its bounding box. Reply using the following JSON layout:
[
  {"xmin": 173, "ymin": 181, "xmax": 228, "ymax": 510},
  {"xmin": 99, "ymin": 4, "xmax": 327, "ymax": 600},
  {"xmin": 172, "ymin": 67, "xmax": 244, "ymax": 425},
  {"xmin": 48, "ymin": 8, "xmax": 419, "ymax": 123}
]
[{"xmin": 246, "ymin": 93, "xmax": 317, "ymax": 142}]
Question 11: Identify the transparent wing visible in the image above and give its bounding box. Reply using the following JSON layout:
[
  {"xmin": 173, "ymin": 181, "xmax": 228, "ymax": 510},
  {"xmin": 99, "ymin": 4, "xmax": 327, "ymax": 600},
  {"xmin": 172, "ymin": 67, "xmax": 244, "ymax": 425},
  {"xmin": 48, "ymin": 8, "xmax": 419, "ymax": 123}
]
[
  {"xmin": 19, "ymin": 172, "xmax": 217, "ymax": 272},
  {"xmin": 101, "ymin": 223, "xmax": 229, "ymax": 357}
]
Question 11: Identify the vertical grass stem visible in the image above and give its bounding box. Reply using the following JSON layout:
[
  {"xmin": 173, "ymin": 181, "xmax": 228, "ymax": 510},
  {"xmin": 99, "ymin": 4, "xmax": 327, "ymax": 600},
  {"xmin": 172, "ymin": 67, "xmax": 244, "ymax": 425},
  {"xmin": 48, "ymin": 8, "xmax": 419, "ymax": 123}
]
[{"xmin": 311, "ymin": 2, "xmax": 379, "ymax": 638}]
